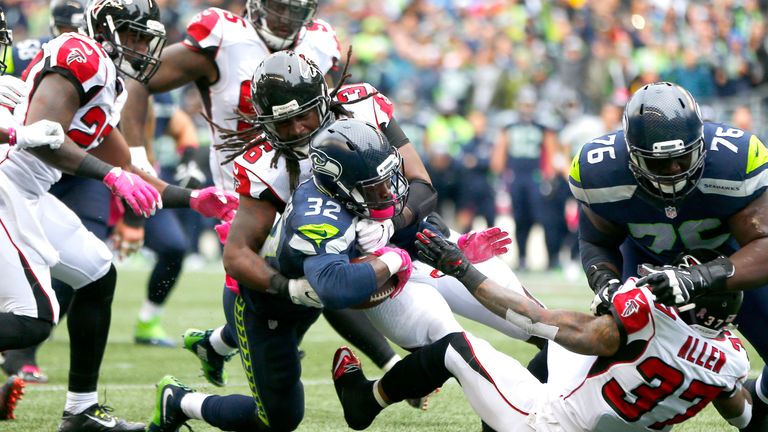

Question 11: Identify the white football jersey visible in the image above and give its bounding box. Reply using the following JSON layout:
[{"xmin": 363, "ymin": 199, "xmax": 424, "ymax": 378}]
[
  {"xmin": 232, "ymin": 83, "xmax": 397, "ymax": 207},
  {"xmin": 2, "ymin": 32, "xmax": 123, "ymax": 197},
  {"xmin": 551, "ymin": 279, "xmax": 749, "ymax": 431},
  {"xmin": 182, "ymin": 7, "xmax": 340, "ymax": 191}
]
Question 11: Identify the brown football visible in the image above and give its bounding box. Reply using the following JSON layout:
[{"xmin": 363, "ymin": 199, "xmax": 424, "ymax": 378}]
[{"xmin": 350, "ymin": 254, "xmax": 397, "ymax": 309}]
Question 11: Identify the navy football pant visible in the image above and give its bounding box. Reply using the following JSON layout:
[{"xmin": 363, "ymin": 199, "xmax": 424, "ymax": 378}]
[
  {"xmin": 206, "ymin": 289, "xmax": 321, "ymax": 431},
  {"xmin": 508, "ymin": 174, "xmax": 546, "ymax": 266}
]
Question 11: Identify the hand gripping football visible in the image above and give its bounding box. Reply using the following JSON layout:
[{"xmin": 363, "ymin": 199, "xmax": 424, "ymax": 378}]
[{"xmin": 350, "ymin": 254, "xmax": 397, "ymax": 309}]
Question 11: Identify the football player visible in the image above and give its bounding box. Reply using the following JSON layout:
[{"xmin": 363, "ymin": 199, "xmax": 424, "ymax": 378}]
[
  {"xmin": 334, "ymin": 243, "xmax": 753, "ymax": 431},
  {"xmin": 1, "ymin": 0, "xmax": 238, "ymax": 430},
  {"xmin": 568, "ymin": 82, "xmax": 768, "ymax": 421},
  {"xmin": 119, "ymin": 0, "xmax": 408, "ymax": 379}
]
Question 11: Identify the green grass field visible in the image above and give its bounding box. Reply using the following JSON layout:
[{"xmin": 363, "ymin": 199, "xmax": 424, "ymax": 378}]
[{"xmin": 2, "ymin": 267, "xmax": 759, "ymax": 431}]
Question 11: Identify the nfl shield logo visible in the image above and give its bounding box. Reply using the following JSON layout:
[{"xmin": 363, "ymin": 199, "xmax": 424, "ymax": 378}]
[{"xmin": 665, "ymin": 206, "xmax": 678, "ymax": 219}]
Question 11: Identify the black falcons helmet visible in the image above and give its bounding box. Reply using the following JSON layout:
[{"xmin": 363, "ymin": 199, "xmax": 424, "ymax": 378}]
[
  {"xmin": 246, "ymin": 0, "xmax": 318, "ymax": 51},
  {"xmin": 310, "ymin": 118, "xmax": 409, "ymax": 220},
  {"xmin": 251, "ymin": 51, "xmax": 330, "ymax": 159},
  {"xmin": 85, "ymin": 0, "xmax": 166, "ymax": 84},
  {"xmin": 50, "ymin": 0, "xmax": 85, "ymax": 36},
  {"xmin": 674, "ymin": 249, "xmax": 743, "ymax": 338},
  {"xmin": 624, "ymin": 82, "xmax": 705, "ymax": 207},
  {"xmin": 0, "ymin": 8, "xmax": 11, "ymax": 75}
]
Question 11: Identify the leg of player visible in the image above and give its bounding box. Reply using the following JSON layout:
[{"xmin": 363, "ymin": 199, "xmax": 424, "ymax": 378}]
[
  {"xmin": 135, "ymin": 209, "xmax": 188, "ymax": 347},
  {"xmin": 742, "ymin": 375, "xmax": 768, "ymax": 431},
  {"xmin": 322, "ymin": 309, "xmax": 401, "ymax": 371}
]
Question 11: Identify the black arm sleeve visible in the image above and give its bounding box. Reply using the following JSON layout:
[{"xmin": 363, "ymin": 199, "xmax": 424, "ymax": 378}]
[
  {"xmin": 393, "ymin": 179, "xmax": 438, "ymax": 231},
  {"xmin": 381, "ymin": 117, "xmax": 409, "ymax": 149}
]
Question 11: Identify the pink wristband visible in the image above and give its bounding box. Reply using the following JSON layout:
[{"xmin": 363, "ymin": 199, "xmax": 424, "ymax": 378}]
[{"xmin": 7, "ymin": 127, "xmax": 16, "ymax": 146}]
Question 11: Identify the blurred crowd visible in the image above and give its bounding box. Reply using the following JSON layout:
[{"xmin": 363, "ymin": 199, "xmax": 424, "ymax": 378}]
[{"xmin": 6, "ymin": 0, "xmax": 768, "ymax": 271}]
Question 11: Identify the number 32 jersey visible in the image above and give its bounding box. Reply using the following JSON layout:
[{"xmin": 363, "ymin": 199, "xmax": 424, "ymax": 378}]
[
  {"xmin": 568, "ymin": 122, "xmax": 768, "ymax": 265},
  {"xmin": 4, "ymin": 32, "xmax": 124, "ymax": 197},
  {"xmin": 183, "ymin": 7, "xmax": 341, "ymax": 192},
  {"xmin": 551, "ymin": 280, "xmax": 748, "ymax": 431}
]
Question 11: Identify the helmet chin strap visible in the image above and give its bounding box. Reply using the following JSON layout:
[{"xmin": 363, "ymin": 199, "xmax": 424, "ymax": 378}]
[
  {"xmin": 658, "ymin": 178, "xmax": 688, "ymax": 194},
  {"xmin": 369, "ymin": 206, "xmax": 394, "ymax": 219}
]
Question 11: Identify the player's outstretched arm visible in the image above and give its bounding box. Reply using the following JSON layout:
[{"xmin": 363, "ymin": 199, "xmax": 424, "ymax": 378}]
[
  {"xmin": 713, "ymin": 385, "xmax": 752, "ymax": 429},
  {"xmin": 415, "ymin": 229, "xmax": 621, "ymax": 356}
]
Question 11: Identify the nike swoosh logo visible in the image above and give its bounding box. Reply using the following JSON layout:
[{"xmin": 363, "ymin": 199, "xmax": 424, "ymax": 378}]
[
  {"xmin": 84, "ymin": 413, "xmax": 117, "ymax": 428},
  {"xmin": 162, "ymin": 387, "xmax": 174, "ymax": 423},
  {"xmin": 79, "ymin": 41, "xmax": 94, "ymax": 55},
  {"xmin": 333, "ymin": 350, "xmax": 349, "ymax": 374}
]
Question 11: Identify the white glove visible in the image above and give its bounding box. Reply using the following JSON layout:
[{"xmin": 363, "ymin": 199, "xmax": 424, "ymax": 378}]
[
  {"xmin": 0, "ymin": 75, "xmax": 28, "ymax": 110},
  {"xmin": 129, "ymin": 146, "xmax": 158, "ymax": 177},
  {"xmin": 14, "ymin": 120, "xmax": 65, "ymax": 150},
  {"xmin": 355, "ymin": 218, "xmax": 395, "ymax": 254},
  {"xmin": 288, "ymin": 278, "xmax": 323, "ymax": 308}
]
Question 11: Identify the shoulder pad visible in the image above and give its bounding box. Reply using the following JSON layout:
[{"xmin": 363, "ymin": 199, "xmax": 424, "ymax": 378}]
[
  {"xmin": 51, "ymin": 35, "xmax": 107, "ymax": 87},
  {"xmin": 184, "ymin": 8, "xmax": 248, "ymax": 57},
  {"xmin": 568, "ymin": 131, "xmax": 637, "ymax": 205},
  {"xmin": 335, "ymin": 83, "xmax": 395, "ymax": 128},
  {"xmin": 233, "ymin": 144, "xmax": 289, "ymax": 202},
  {"xmin": 301, "ymin": 18, "xmax": 341, "ymax": 73}
]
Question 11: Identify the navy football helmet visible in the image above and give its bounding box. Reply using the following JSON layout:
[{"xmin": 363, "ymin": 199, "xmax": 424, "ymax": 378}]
[
  {"xmin": 246, "ymin": 0, "xmax": 318, "ymax": 51},
  {"xmin": 0, "ymin": 8, "xmax": 11, "ymax": 75},
  {"xmin": 310, "ymin": 118, "xmax": 409, "ymax": 220},
  {"xmin": 85, "ymin": 0, "xmax": 166, "ymax": 84},
  {"xmin": 624, "ymin": 82, "xmax": 705, "ymax": 206},
  {"xmin": 50, "ymin": 0, "xmax": 85, "ymax": 36},
  {"xmin": 674, "ymin": 249, "xmax": 743, "ymax": 338},
  {"xmin": 251, "ymin": 51, "xmax": 330, "ymax": 159}
]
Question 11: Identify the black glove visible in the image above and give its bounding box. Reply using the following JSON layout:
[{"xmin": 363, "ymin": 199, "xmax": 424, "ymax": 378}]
[
  {"xmin": 636, "ymin": 257, "xmax": 735, "ymax": 306},
  {"xmin": 590, "ymin": 279, "xmax": 621, "ymax": 316},
  {"xmin": 415, "ymin": 229, "xmax": 487, "ymax": 292},
  {"xmin": 174, "ymin": 147, "xmax": 206, "ymax": 189}
]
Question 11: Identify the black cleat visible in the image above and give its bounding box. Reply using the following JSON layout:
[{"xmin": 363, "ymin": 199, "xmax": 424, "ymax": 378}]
[
  {"xmin": 58, "ymin": 403, "xmax": 145, "ymax": 431},
  {"xmin": 332, "ymin": 346, "xmax": 383, "ymax": 430}
]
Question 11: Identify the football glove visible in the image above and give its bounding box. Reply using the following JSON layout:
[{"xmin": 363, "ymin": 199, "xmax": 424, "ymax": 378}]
[
  {"xmin": 457, "ymin": 226, "xmax": 512, "ymax": 264},
  {"xmin": 636, "ymin": 257, "xmax": 735, "ymax": 306},
  {"xmin": 0, "ymin": 75, "xmax": 27, "ymax": 110},
  {"xmin": 356, "ymin": 218, "xmax": 395, "ymax": 254},
  {"xmin": 103, "ymin": 167, "xmax": 160, "ymax": 218},
  {"xmin": 590, "ymin": 279, "xmax": 621, "ymax": 316},
  {"xmin": 12, "ymin": 120, "xmax": 65, "ymax": 150},
  {"xmin": 372, "ymin": 246, "xmax": 412, "ymax": 297},
  {"xmin": 415, "ymin": 229, "xmax": 487, "ymax": 292},
  {"xmin": 190, "ymin": 187, "xmax": 238, "ymax": 222},
  {"xmin": 174, "ymin": 147, "xmax": 206, "ymax": 189}
]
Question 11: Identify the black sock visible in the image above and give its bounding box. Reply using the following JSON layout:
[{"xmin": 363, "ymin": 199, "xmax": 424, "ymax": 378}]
[
  {"xmin": 147, "ymin": 251, "xmax": 184, "ymax": 305},
  {"xmin": 380, "ymin": 332, "xmax": 457, "ymax": 402},
  {"xmin": 526, "ymin": 341, "xmax": 549, "ymax": 383},
  {"xmin": 323, "ymin": 308, "xmax": 397, "ymax": 369},
  {"xmin": 334, "ymin": 363, "xmax": 382, "ymax": 431},
  {"xmin": 67, "ymin": 265, "xmax": 116, "ymax": 392},
  {"xmin": 0, "ymin": 313, "xmax": 51, "ymax": 351}
]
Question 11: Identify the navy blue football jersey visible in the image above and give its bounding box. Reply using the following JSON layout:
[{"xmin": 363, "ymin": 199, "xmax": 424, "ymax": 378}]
[
  {"xmin": 499, "ymin": 120, "xmax": 548, "ymax": 173},
  {"xmin": 152, "ymin": 92, "xmax": 175, "ymax": 139},
  {"xmin": 569, "ymin": 122, "xmax": 768, "ymax": 264},
  {"xmin": 8, "ymin": 36, "xmax": 50, "ymax": 78},
  {"xmin": 263, "ymin": 180, "xmax": 358, "ymax": 278}
]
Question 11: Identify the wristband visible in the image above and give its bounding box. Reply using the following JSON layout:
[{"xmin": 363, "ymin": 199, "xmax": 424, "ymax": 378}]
[
  {"xmin": 7, "ymin": 127, "xmax": 16, "ymax": 146},
  {"xmin": 377, "ymin": 251, "xmax": 404, "ymax": 276},
  {"xmin": 161, "ymin": 185, "xmax": 193, "ymax": 208},
  {"xmin": 76, "ymin": 154, "xmax": 113, "ymax": 180},
  {"xmin": 460, "ymin": 265, "xmax": 488, "ymax": 294}
]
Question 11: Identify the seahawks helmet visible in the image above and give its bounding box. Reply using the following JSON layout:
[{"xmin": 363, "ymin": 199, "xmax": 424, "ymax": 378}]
[
  {"xmin": 310, "ymin": 118, "xmax": 409, "ymax": 220},
  {"xmin": 246, "ymin": 0, "xmax": 318, "ymax": 51},
  {"xmin": 84, "ymin": 0, "xmax": 166, "ymax": 84},
  {"xmin": 674, "ymin": 249, "xmax": 743, "ymax": 338},
  {"xmin": 0, "ymin": 8, "xmax": 11, "ymax": 75},
  {"xmin": 624, "ymin": 82, "xmax": 705, "ymax": 207},
  {"xmin": 251, "ymin": 51, "xmax": 330, "ymax": 159},
  {"xmin": 50, "ymin": 0, "xmax": 85, "ymax": 36}
]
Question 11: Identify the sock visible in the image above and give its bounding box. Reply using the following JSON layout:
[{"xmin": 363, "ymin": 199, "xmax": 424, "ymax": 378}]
[
  {"xmin": 381, "ymin": 354, "xmax": 401, "ymax": 372},
  {"xmin": 379, "ymin": 332, "xmax": 456, "ymax": 402},
  {"xmin": 372, "ymin": 380, "xmax": 390, "ymax": 408},
  {"xmin": 138, "ymin": 300, "xmax": 163, "ymax": 322},
  {"xmin": 210, "ymin": 326, "xmax": 237, "ymax": 356},
  {"xmin": 180, "ymin": 392, "xmax": 209, "ymax": 420},
  {"xmin": 64, "ymin": 391, "xmax": 98, "ymax": 414},
  {"xmin": 758, "ymin": 373, "xmax": 768, "ymax": 405}
]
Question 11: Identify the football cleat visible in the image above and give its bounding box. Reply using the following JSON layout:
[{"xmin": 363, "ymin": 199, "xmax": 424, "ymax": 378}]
[
  {"xmin": 147, "ymin": 375, "xmax": 192, "ymax": 432},
  {"xmin": 182, "ymin": 328, "xmax": 235, "ymax": 387},
  {"xmin": 17, "ymin": 364, "xmax": 49, "ymax": 384},
  {"xmin": 0, "ymin": 375, "xmax": 24, "ymax": 420},
  {"xmin": 58, "ymin": 403, "xmax": 145, "ymax": 431},
  {"xmin": 406, "ymin": 387, "xmax": 440, "ymax": 411},
  {"xmin": 332, "ymin": 346, "xmax": 382, "ymax": 430},
  {"xmin": 135, "ymin": 317, "xmax": 176, "ymax": 348}
]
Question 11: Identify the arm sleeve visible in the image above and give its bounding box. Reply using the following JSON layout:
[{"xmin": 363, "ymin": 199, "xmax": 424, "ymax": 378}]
[
  {"xmin": 303, "ymin": 253, "xmax": 378, "ymax": 309},
  {"xmin": 382, "ymin": 117, "xmax": 409, "ymax": 149}
]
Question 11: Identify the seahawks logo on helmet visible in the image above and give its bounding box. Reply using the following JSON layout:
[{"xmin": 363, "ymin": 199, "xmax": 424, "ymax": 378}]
[{"xmin": 310, "ymin": 149, "xmax": 342, "ymax": 181}]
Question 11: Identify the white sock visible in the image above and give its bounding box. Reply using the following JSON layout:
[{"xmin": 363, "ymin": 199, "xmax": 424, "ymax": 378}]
[
  {"xmin": 64, "ymin": 391, "xmax": 98, "ymax": 414},
  {"xmin": 381, "ymin": 354, "xmax": 401, "ymax": 372},
  {"xmin": 209, "ymin": 326, "xmax": 237, "ymax": 356},
  {"xmin": 179, "ymin": 392, "xmax": 209, "ymax": 420},
  {"xmin": 372, "ymin": 380, "xmax": 390, "ymax": 408},
  {"xmin": 757, "ymin": 374, "xmax": 768, "ymax": 405},
  {"xmin": 138, "ymin": 300, "xmax": 163, "ymax": 322}
]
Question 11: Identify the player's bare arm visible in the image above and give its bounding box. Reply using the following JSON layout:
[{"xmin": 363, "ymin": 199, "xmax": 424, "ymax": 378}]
[
  {"xmin": 713, "ymin": 385, "xmax": 752, "ymax": 428},
  {"xmin": 727, "ymin": 189, "xmax": 768, "ymax": 290},
  {"xmin": 222, "ymin": 194, "xmax": 281, "ymax": 292},
  {"xmin": 121, "ymin": 43, "xmax": 215, "ymax": 149}
]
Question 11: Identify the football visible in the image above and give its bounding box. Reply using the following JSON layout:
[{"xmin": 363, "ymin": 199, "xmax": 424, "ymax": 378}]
[{"xmin": 350, "ymin": 254, "xmax": 397, "ymax": 309}]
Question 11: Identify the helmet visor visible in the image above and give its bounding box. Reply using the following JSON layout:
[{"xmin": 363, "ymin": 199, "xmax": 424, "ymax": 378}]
[
  {"xmin": 629, "ymin": 137, "xmax": 705, "ymax": 197},
  {"xmin": 352, "ymin": 153, "xmax": 409, "ymax": 220},
  {"xmin": 113, "ymin": 19, "xmax": 166, "ymax": 84},
  {"xmin": 259, "ymin": 95, "xmax": 328, "ymax": 159}
]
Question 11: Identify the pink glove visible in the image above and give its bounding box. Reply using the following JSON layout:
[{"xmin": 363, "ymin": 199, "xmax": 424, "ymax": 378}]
[
  {"xmin": 103, "ymin": 167, "xmax": 160, "ymax": 217},
  {"xmin": 190, "ymin": 187, "xmax": 239, "ymax": 221},
  {"xmin": 372, "ymin": 246, "xmax": 412, "ymax": 298},
  {"xmin": 107, "ymin": 194, "xmax": 125, "ymax": 227},
  {"xmin": 214, "ymin": 221, "xmax": 231, "ymax": 245},
  {"xmin": 457, "ymin": 227, "xmax": 512, "ymax": 264}
]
